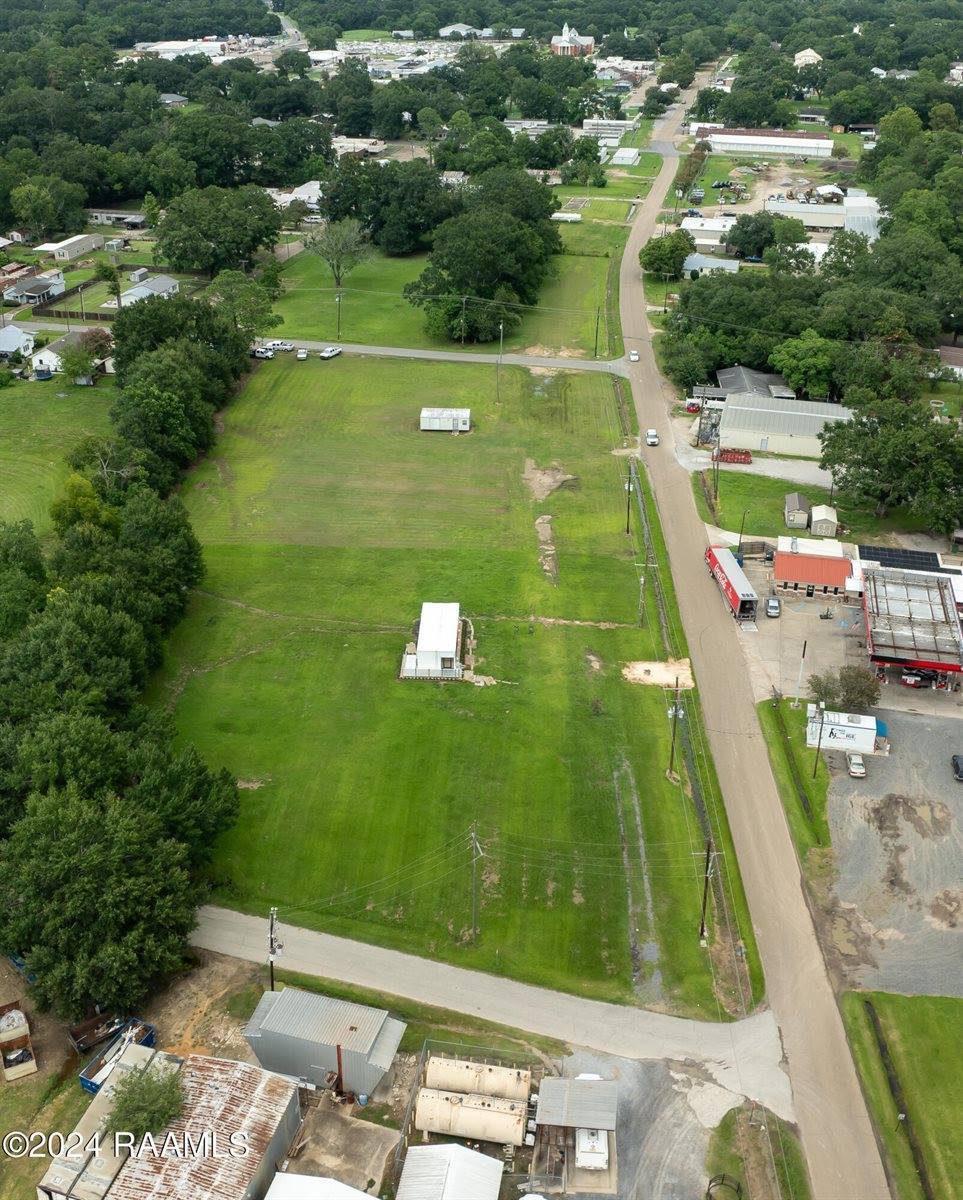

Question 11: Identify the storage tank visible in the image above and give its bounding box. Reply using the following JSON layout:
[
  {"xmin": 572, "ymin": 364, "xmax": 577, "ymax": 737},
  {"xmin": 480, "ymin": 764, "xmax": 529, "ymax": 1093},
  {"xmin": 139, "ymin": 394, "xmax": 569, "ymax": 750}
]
[
  {"xmin": 414, "ymin": 1088, "xmax": 525, "ymax": 1146},
  {"xmin": 424, "ymin": 1057, "xmax": 531, "ymax": 1101}
]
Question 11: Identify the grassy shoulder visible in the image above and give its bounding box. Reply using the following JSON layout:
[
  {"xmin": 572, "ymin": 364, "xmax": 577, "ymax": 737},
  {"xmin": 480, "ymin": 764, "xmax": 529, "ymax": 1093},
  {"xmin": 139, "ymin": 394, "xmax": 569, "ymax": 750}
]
[
  {"xmin": 226, "ymin": 971, "xmax": 569, "ymax": 1059},
  {"xmin": 0, "ymin": 1075, "xmax": 92, "ymax": 1200},
  {"xmin": 707, "ymin": 1104, "xmax": 811, "ymax": 1200},
  {"xmin": 842, "ymin": 992, "xmax": 963, "ymax": 1200},
  {"xmin": 692, "ymin": 470, "xmax": 930, "ymax": 543},
  {"xmin": 755, "ymin": 699, "xmax": 830, "ymax": 861}
]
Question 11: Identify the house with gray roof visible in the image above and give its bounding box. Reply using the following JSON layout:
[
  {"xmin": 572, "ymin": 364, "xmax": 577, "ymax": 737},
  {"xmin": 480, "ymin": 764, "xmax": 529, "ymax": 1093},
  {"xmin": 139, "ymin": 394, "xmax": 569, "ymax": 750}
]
[{"xmin": 118, "ymin": 273, "xmax": 180, "ymax": 307}]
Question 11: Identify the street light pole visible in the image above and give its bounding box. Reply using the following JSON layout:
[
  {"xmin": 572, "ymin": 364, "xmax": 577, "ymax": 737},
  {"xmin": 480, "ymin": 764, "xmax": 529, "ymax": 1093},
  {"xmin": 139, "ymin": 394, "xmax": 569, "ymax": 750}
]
[{"xmin": 812, "ymin": 701, "xmax": 826, "ymax": 779}]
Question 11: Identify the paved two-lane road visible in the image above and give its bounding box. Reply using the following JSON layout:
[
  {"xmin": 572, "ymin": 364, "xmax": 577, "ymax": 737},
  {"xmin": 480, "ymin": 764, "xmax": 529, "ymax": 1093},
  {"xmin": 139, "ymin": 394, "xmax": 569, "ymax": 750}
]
[{"xmin": 619, "ymin": 81, "xmax": 890, "ymax": 1200}]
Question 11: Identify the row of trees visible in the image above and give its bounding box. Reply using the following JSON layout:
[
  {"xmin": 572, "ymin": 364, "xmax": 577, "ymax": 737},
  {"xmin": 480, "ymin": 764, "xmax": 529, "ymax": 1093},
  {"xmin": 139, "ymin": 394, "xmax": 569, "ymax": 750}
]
[{"xmin": 0, "ymin": 292, "xmax": 253, "ymax": 1016}]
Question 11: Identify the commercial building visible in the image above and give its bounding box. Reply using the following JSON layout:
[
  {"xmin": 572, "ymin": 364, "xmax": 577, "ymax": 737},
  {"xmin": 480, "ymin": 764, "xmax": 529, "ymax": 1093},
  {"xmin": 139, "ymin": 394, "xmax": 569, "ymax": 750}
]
[
  {"xmin": 245, "ymin": 987, "xmax": 405, "ymax": 1095},
  {"xmin": 862, "ymin": 568, "xmax": 963, "ymax": 674},
  {"xmin": 763, "ymin": 194, "xmax": 880, "ymax": 241},
  {"xmin": 551, "ymin": 24, "xmax": 595, "ymax": 56},
  {"xmin": 397, "ymin": 1145, "xmax": 502, "ymax": 1200},
  {"xmin": 718, "ymin": 394, "xmax": 852, "ymax": 458},
  {"xmin": 693, "ymin": 126, "xmax": 833, "ymax": 157},
  {"xmin": 581, "ymin": 117, "xmax": 636, "ymax": 138},
  {"xmin": 773, "ymin": 537, "xmax": 854, "ymax": 598},
  {"xmin": 400, "ymin": 602, "xmax": 465, "ymax": 679},
  {"xmin": 414, "ymin": 1089, "xmax": 526, "ymax": 1145},
  {"xmin": 679, "ymin": 215, "xmax": 737, "ymax": 248},
  {"xmin": 535, "ymin": 1076, "xmax": 618, "ymax": 1174}
]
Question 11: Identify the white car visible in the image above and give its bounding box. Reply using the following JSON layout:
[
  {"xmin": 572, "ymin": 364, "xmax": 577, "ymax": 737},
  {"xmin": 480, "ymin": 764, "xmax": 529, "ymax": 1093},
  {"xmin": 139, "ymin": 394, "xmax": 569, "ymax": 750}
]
[
  {"xmin": 250, "ymin": 346, "xmax": 275, "ymax": 359},
  {"xmin": 846, "ymin": 752, "xmax": 866, "ymax": 778},
  {"xmin": 319, "ymin": 346, "xmax": 342, "ymax": 359},
  {"xmin": 629, "ymin": 349, "xmax": 640, "ymax": 362},
  {"xmin": 266, "ymin": 340, "xmax": 294, "ymax": 352},
  {"xmin": 296, "ymin": 348, "xmax": 308, "ymax": 360},
  {"xmin": 645, "ymin": 429, "xmax": 660, "ymax": 446}
]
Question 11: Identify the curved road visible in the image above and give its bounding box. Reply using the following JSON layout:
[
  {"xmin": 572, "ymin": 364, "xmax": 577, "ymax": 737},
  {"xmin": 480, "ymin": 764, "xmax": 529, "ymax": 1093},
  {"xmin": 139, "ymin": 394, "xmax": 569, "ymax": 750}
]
[{"xmin": 620, "ymin": 86, "xmax": 889, "ymax": 1200}]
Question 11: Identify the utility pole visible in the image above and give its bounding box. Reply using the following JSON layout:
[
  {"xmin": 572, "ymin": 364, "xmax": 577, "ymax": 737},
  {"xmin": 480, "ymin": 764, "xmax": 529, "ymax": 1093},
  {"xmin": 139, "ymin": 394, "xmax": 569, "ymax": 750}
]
[
  {"xmin": 699, "ymin": 838, "xmax": 714, "ymax": 944},
  {"xmin": 461, "ymin": 295, "xmax": 467, "ymax": 345},
  {"xmin": 624, "ymin": 476, "xmax": 633, "ymax": 535},
  {"xmin": 593, "ymin": 307, "xmax": 601, "ymax": 358},
  {"xmin": 791, "ymin": 639, "xmax": 807, "ymax": 709},
  {"xmin": 335, "ymin": 292, "xmax": 342, "ymax": 339},
  {"xmin": 267, "ymin": 906, "xmax": 283, "ymax": 990},
  {"xmin": 736, "ymin": 509, "xmax": 748, "ymax": 555},
  {"xmin": 495, "ymin": 321, "xmax": 504, "ymax": 405},
  {"xmin": 668, "ymin": 675, "xmax": 681, "ymax": 775},
  {"xmin": 470, "ymin": 822, "xmax": 483, "ymax": 943}
]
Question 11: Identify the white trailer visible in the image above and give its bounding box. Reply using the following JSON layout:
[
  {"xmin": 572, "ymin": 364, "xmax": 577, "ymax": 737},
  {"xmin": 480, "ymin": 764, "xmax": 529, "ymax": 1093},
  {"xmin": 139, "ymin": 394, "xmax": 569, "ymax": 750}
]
[{"xmin": 420, "ymin": 407, "xmax": 471, "ymax": 432}]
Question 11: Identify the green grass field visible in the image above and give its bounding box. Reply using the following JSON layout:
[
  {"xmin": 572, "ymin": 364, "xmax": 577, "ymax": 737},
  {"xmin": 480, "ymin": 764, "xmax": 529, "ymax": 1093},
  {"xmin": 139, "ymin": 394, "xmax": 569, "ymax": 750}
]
[
  {"xmin": 339, "ymin": 28, "xmax": 391, "ymax": 39},
  {"xmin": 274, "ymin": 249, "xmax": 620, "ymax": 357},
  {"xmin": 149, "ymin": 355, "xmax": 750, "ymax": 1013},
  {"xmin": 707, "ymin": 1105, "xmax": 811, "ymax": 1200},
  {"xmin": 0, "ymin": 378, "xmax": 113, "ymax": 535},
  {"xmin": 756, "ymin": 699, "xmax": 830, "ymax": 860},
  {"xmin": 843, "ymin": 992, "xmax": 963, "ymax": 1200},
  {"xmin": 692, "ymin": 470, "xmax": 930, "ymax": 542}
]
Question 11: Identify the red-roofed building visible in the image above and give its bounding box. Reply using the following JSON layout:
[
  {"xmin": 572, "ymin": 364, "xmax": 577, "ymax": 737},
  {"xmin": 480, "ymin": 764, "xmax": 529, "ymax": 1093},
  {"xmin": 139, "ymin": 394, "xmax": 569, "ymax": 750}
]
[{"xmin": 774, "ymin": 550, "xmax": 851, "ymax": 597}]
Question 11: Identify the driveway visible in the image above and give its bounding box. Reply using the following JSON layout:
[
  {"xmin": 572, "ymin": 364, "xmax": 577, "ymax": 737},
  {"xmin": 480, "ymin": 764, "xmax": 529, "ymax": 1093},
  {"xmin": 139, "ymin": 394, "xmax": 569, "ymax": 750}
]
[{"xmin": 191, "ymin": 906, "xmax": 793, "ymax": 1121}]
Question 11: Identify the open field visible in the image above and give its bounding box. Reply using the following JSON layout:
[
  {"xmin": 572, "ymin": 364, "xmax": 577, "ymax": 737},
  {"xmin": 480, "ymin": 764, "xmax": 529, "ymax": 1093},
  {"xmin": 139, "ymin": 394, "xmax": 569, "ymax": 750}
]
[
  {"xmin": 843, "ymin": 992, "xmax": 963, "ymax": 1200},
  {"xmin": 0, "ymin": 378, "xmax": 113, "ymax": 535},
  {"xmin": 339, "ymin": 28, "xmax": 391, "ymax": 39},
  {"xmin": 274, "ymin": 248, "xmax": 620, "ymax": 357},
  {"xmin": 693, "ymin": 470, "xmax": 930, "ymax": 542},
  {"xmin": 150, "ymin": 355, "xmax": 755, "ymax": 1012},
  {"xmin": 756, "ymin": 699, "xmax": 830, "ymax": 861}
]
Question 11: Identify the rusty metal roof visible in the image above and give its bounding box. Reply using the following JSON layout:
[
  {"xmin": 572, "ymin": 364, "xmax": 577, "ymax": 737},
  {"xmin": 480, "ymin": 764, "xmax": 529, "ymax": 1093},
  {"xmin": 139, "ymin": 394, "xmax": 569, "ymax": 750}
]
[{"xmin": 108, "ymin": 1055, "xmax": 296, "ymax": 1199}]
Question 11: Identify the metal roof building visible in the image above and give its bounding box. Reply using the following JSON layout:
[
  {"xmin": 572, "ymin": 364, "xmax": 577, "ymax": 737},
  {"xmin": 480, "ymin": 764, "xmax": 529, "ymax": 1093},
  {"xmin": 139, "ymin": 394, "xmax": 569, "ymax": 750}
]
[
  {"xmin": 396, "ymin": 1145, "xmax": 503, "ymax": 1200},
  {"xmin": 862, "ymin": 568, "xmax": 963, "ymax": 673},
  {"xmin": 266, "ymin": 1176, "xmax": 370, "ymax": 1199},
  {"xmin": 420, "ymin": 407, "xmax": 470, "ymax": 432},
  {"xmin": 534, "ymin": 1077, "xmax": 618, "ymax": 1130},
  {"xmin": 719, "ymin": 394, "xmax": 852, "ymax": 458},
  {"xmin": 246, "ymin": 988, "xmax": 406, "ymax": 1095}
]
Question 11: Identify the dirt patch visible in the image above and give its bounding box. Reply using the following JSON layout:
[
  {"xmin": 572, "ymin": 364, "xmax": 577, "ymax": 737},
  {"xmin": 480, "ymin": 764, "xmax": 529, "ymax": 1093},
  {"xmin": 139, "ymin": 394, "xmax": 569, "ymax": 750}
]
[
  {"xmin": 828, "ymin": 908, "xmax": 879, "ymax": 970},
  {"xmin": 522, "ymin": 457, "xmax": 576, "ymax": 501},
  {"xmin": 524, "ymin": 344, "xmax": 587, "ymax": 359},
  {"xmin": 528, "ymin": 364, "xmax": 560, "ymax": 377},
  {"xmin": 535, "ymin": 514, "xmax": 558, "ymax": 580},
  {"xmin": 585, "ymin": 650, "xmax": 602, "ymax": 672},
  {"xmin": 237, "ymin": 778, "xmax": 265, "ymax": 790},
  {"xmin": 868, "ymin": 793, "xmax": 952, "ymax": 841},
  {"xmin": 622, "ymin": 658, "xmax": 695, "ymax": 687},
  {"xmin": 928, "ymin": 888, "xmax": 962, "ymax": 929}
]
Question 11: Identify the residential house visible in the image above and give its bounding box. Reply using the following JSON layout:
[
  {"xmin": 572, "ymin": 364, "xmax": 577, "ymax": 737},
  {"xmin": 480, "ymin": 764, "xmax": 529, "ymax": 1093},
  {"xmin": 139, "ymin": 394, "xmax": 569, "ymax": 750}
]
[
  {"xmin": 783, "ymin": 492, "xmax": 812, "ymax": 529},
  {"xmin": 159, "ymin": 92, "xmax": 189, "ymax": 107},
  {"xmin": 87, "ymin": 208, "xmax": 146, "ymax": 227},
  {"xmin": 117, "ymin": 274, "xmax": 179, "ymax": 307},
  {"xmin": 48, "ymin": 233, "xmax": 104, "ymax": 262},
  {"xmin": 683, "ymin": 253, "xmax": 740, "ymax": 276},
  {"xmin": 3, "ymin": 269, "xmax": 66, "ymax": 305},
  {"xmin": 5, "ymin": 229, "xmax": 29, "ymax": 243},
  {"xmin": 31, "ymin": 331, "xmax": 90, "ymax": 378},
  {"xmin": 0, "ymin": 324, "xmax": 35, "ymax": 358},
  {"xmin": 330, "ymin": 137, "xmax": 387, "ymax": 158},
  {"xmin": 510, "ymin": 27, "xmax": 526, "ymax": 38},
  {"xmin": 265, "ymin": 180, "xmax": 323, "ymax": 212},
  {"xmin": 679, "ymin": 215, "xmax": 738, "ymax": 249},
  {"xmin": 551, "ymin": 23, "xmax": 595, "ymax": 56}
]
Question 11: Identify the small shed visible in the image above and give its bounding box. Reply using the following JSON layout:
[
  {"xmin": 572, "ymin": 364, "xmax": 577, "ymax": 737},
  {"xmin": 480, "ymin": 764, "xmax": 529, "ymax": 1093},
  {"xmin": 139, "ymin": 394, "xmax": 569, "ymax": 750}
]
[
  {"xmin": 105, "ymin": 237, "xmax": 125, "ymax": 252},
  {"xmin": 245, "ymin": 987, "xmax": 406, "ymax": 1096},
  {"xmin": 401, "ymin": 602, "xmax": 464, "ymax": 679},
  {"xmin": 397, "ymin": 1145, "xmax": 503, "ymax": 1200},
  {"xmin": 420, "ymin": 406, "xmax": 470, "ymax": 432},
  {"xmin": 128, "ymin": 266, "xmax": 149, "ymax": 283},
  {"xmin": 810, "ymin": 503, "xmax": 838, "ymax": 537},
  {"xmin": 534, "ymin": 1077, "xmax": 618, "ymax": 1132},
  {"xmin": 784, "ymin": 492, "xmax": 811, "ymax": 529}
]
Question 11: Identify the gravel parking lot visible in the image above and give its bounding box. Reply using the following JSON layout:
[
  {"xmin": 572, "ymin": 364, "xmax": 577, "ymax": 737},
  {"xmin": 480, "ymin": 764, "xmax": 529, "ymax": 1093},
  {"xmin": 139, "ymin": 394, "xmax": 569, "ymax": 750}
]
[{"xmin": 826, "ymin": 709, "xmax": 963, "ymax": 996}]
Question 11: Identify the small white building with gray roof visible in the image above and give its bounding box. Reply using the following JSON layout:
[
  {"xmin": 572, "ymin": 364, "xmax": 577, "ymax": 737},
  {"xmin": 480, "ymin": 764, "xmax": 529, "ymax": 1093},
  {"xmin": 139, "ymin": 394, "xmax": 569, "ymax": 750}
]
[
  {"xmin": 397, "ymin": 1145, "xmax": 503, "ymax": 1200},
  {"xmin": 719, "ymin": 393, "xmax": 852, "ymax": 458},
  {"xmin": 245, "ymin": 987, "xmax": 406, "ymax": 1096}
]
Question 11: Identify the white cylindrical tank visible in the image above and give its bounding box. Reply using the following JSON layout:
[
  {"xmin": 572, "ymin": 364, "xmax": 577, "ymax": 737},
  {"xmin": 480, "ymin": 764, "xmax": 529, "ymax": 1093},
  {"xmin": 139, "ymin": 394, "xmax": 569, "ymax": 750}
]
[
  {"xmin": 424, "ymin": 1057, "xmax": 532, "ymax": 1101},
  {"xmin": 414, "ymin": 1089, "xmax": 525, "ymax": 1146}
]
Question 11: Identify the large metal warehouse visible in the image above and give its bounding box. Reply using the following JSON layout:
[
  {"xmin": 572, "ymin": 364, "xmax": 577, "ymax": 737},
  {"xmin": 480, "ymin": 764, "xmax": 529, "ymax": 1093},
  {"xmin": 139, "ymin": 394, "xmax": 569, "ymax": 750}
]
[
  {"xmin": 245, "ymin": 988, "xmax": 406, "ymax": 1095},
  {"xmin": 718, "ymin": 393, "xmax": 852, "ymax": 458},
  {"xmin": 396, "ymin": 1145, "xmax": 503, "ymax": 1200},
  {"xmin": 414, "ymin": 1088, "xmax": 526, "ymax": 1145},
  {"xmin": 693, "ymin": 125, "xmax": 833, "ymax": 157}
]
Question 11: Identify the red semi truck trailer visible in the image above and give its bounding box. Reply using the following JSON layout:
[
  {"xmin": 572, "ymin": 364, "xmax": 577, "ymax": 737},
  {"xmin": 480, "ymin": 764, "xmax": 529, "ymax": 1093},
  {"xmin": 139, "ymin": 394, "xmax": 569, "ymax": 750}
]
[{"xmin": 705, "ymin": 545, "xmax": 758, "ymax": 620}]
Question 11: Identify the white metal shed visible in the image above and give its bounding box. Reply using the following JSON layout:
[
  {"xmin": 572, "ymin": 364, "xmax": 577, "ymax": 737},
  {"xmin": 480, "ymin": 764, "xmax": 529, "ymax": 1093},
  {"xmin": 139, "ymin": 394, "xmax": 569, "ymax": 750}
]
[
  {"xmin": 397, "ymin": 1145, "xmax": 503, "ymax": 1200},
  {"xmin": 420, "ymin": 407, "xmax": 471, "ymax": 432}
]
